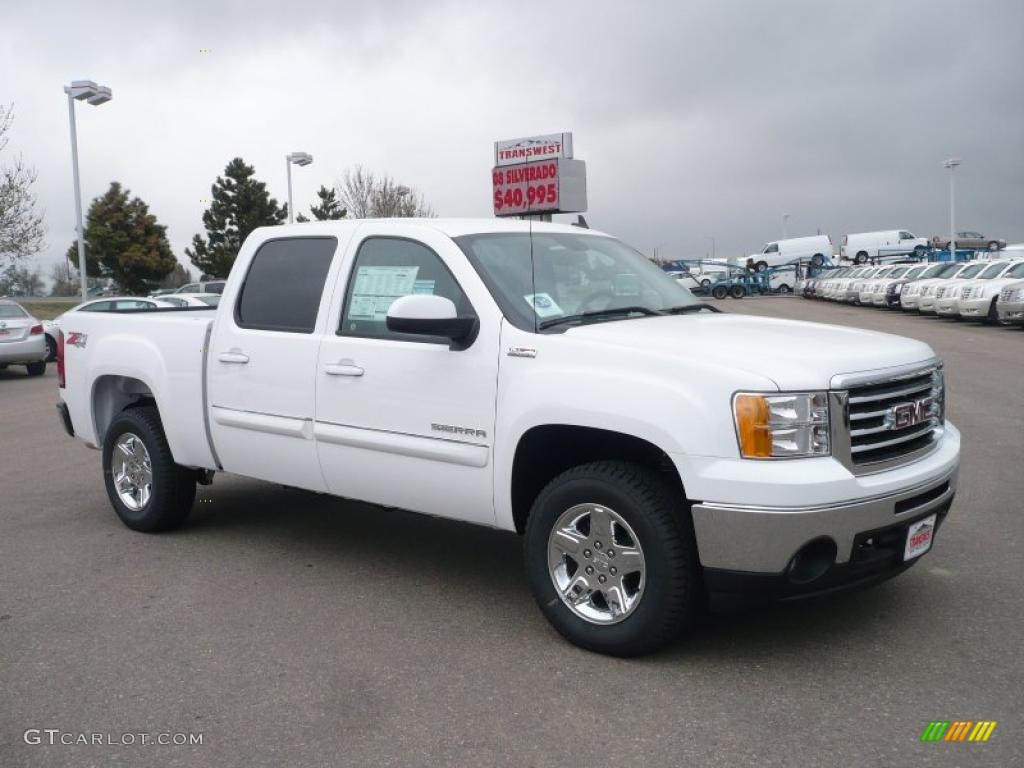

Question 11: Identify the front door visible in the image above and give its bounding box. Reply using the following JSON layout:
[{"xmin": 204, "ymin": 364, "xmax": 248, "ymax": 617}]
[
  {"xmin": 207, "ymin": 235, "xmax": 347, "ymax": 490},
  {"xmin": 314, "ymin": 224, "xmax": 501, "ymax": 526}
]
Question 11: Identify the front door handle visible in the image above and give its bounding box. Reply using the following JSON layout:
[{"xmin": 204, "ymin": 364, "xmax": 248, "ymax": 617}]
[
  {"xmin": 218, "ymin": 351, "xmax": 250, "ymax": 364},
  {"xmin": 324, "ymin": 361, "xmax": 364, "ymax": 377}
]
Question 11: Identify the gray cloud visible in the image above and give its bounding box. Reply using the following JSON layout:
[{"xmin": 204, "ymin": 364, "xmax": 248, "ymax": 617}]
[{"xmin": 2, "ymin": 0, "xmax": 1021, "ymax": 276}]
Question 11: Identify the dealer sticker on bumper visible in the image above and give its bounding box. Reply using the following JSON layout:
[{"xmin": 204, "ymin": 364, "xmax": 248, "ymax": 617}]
[{"xmin": 904, "ymin": 514, "xmax": 937, "ymax": 561}]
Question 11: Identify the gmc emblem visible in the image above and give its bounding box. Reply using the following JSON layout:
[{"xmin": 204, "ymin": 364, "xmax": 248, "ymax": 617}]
[{"xmin": 887, "ymin": 398, "xmax": 931, "ymax": 430}]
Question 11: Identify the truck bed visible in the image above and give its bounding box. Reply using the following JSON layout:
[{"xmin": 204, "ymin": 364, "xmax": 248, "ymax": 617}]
[{"xmin": 61, "ymin": 308, "xmax": 219, "ymax": 469}]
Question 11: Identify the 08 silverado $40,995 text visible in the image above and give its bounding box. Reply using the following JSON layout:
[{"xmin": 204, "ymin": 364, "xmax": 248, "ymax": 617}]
[{"xmin": 56, "ymin": 219, "xmax": 960, "ymax": 656}]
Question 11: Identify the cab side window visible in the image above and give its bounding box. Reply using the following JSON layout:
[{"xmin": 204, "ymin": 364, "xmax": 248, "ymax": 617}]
[
  {"xmin": 339, "ymin": 237, "xmax": 473, "ymax": 343},
  {"xmin": 235, "ymin": 237, "xmax": 337, "ymax": 333}
]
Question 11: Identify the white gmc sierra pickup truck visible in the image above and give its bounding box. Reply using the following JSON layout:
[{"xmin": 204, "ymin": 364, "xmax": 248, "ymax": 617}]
[{"xmin": 56, "ymin": 219, "xmax": 960, "ymax": 656}]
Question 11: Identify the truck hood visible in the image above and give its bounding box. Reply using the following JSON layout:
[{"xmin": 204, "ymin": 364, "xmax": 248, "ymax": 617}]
[{"xmin": 564, "ymin": 314, "xmax": 935, "ymax": 390}]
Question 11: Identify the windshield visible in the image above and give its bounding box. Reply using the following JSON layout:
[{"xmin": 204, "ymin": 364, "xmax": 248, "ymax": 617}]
[
  {"xmin": 888, "ymin": 267, "xmax": 908, "ymax": 278},
  {"xmin": 198, "ymin": 295, "xmax": 220, "ymax": 306},
  {"xmin": 919, "ymin": 264, "xmax": 946, "ymax": 278},
  {"xmin": 978, "ymin": 262, "xmax": 1008, "ymax": 279},
  {"xmin": 455, "ymin": 232, "xmax": 701, "ymax": 331},
  {"xmin": 0, "ymin": 303, "xmax": 28, "ymax": 319},
  {"xmin": 957, "ymin": 263, "xmax": 986, "ymax": 278},
  {"xmin": 1005, "ymin": 262, "xmax": 1024, "ymax": 279}
]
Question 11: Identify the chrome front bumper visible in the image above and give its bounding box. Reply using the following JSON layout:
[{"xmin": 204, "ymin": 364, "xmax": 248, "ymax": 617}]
[
  {"xmin": 997, "ymin": 300, "xmax": 1024, "ymax": 324},
  {"xmin": 691, "ymin": 467, "xmax": 957, "ymax": 573}
]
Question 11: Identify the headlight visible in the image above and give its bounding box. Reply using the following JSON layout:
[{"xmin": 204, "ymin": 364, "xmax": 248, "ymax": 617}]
[
  {"xmin": 733, "ymin": 392, "xmax": 831, "ymax": 459},
  {"xmin": 931, "ymin": 368, "xmax": 945, "ymax": 424}
]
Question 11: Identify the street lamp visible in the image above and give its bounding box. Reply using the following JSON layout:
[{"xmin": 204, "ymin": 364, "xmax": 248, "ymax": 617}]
[
  {"xmin": 782, "ymin": 213, "xmax": 790, "ymax": 239},
  {"xmin": 285, "ymin": 152, "xmax": 313, "ymax": 223},
  {"xmin": 652, "ymin": 241, "xmax": 669, "ymax": 263},
  {"xmin": 64, "ymin": 79, "xmax": 112, "ymax": 302},
  {"xmin": 943, "ymin": 158, "xmax": 961, "ymax": 255},
  {"xmin": 704, "ymin": 236, "xmax": 716, "ymax": 260}
]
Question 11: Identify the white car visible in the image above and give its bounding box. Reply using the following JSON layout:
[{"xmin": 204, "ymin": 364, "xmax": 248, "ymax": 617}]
[
  {"xmin": 843, "ymin": 266, "xmax": 890, "ymax": 303},
  {"xmin": 921, "ymin": 262, "xmax": 991, "ymax": 314},
  {"xmin": 953, "ymin": 260, "xmax": 1024, "ymax": 322},
  {"xmin": 43, "ymin": 297, "xmax": 174, "ymax": 361},
  {"xmin": 157, "ymin": 293, "xmax": 221, "ymax": 308},
  {"xmin": 0, "ymin": 300, "xmax": 47, "ymax": 376},
  {"xmin": 841, "ymin": 230, "xmax": 930, "ymax": 264},
  {"xmin": 56, "ymin": 218, "xmax": 960, "ymax": 657},
  {"xmin": 856, "ymin": 266, "xmax": 903, "ymax": 305},
  {"xmin": 871, "ymin": 263, "xmax": 938, "ymax": 308},
  {"xmin": 902, "ymin": 262, "xmax": 980, "ymax": 313},
  {"xmin": 868, "ymin": 264, "xmax": 933, "ymax": 307}
]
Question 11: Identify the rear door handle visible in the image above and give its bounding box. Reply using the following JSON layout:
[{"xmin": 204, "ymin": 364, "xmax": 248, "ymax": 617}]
[
  {"xmin": 324, "ymin": 361, "xmax": 364, "ymax": 377},
  {"xmin": 218, "ymin": 351, "xmax": 250, "ymax": 364}
]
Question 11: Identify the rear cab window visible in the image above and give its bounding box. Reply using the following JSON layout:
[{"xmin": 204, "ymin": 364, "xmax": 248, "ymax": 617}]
[{"xmin": 235, "ymin": 237, "xmax": 338, "ymax": 333}]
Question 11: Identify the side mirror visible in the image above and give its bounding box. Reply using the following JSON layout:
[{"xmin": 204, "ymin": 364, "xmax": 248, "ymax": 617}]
[{"xmin": 386, "ymin": 294, "xmax": 478, "ymax": 349}]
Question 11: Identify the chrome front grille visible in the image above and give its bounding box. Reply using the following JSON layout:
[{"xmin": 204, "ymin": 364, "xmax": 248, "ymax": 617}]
[
  {"xmin": 935, "ymin": 286, "xmax": 948, "ymax": 299},
  {"xmin": 960, "ymin": 285, "xmax": 973, "ymax": 299},
  {"xmin": 830, "ymin": 361, "xmax": 944, "ymax": 474},
  {"xmin": 1000, "ymin": 286, "xmax": 1017, "ymax": 302}
]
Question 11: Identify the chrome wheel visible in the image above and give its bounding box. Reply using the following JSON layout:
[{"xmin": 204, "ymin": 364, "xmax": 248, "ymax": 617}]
[
  {"xmin": 111, "ymin": 432, "xmax": 153, "ymax": 511},
  {"xmin": 547, "ymin": 503, "xmax": 646, "ymax": 624}
]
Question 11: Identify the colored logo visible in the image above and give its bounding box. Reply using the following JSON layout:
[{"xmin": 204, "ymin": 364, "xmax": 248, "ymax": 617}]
[{"xmin": 921, "ymin": 721, "xmax": 997, "ymax": 742}]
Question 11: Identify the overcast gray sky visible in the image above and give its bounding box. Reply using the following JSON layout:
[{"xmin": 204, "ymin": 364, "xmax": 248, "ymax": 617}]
[{"xmin": 3, "ymin": 0, "xmax": 1022, "ymax": 276}]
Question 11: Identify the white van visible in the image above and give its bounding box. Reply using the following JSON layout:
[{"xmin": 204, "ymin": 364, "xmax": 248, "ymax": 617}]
[
  {"xmin": 841, "ymin": 230, "xmax": 929, "ymax": 264},
  {"xmin": 738, "ymin": 235, "xmax": 832, "ymax": 272}
]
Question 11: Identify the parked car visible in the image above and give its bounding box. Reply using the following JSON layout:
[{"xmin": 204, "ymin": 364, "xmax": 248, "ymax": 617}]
[
  {"xmin": 737, "ymin": 235, "xmax": 832, "ymax": 272},
  {"xmin": 954, "ymin": 260, "xmax": 1024, "ymax": 323},
  {"xmin": 874, "ymin": 263, "xmax": 941, "ymax": 308},
  {"xmin": 56, "ymin": 218, "xmax": 960, "ymax": 657},
  {"xmin": 157, "ymin": 293, "xmax": 221, "ymax": 308},
  {"xmin": 918, "ymin": 262, "xmax": 989, "ymax": 314},
  {"xmin": 0, "ymin": 300, "xmax": 47, "ymax": 376},
  {"xmin": 933, "ymin": 260, "xmax": 1020, "ymax": 318},
  {"xmin": 856, "ymin": 266, "xmax": 901, "ymax": 305},
  {"xmin": 931, "ymin": 232, "xmax": 1006, "ymax": 251},
  {"xmin": 995, "ymin": 280, "xmax": 1024, "ymax": 326},
  {"xmin": 841, "ymin": 230, "xmax": 929, "ymax": 264},
  {"xmin": 843, "ymin": 266, "xmax": 890, "ymax": 304},
  {"xmin": 900, "ymin": 262, "xmax": 979, "ymax": 312},
  {"xmin": 43, "ymin": 296, "xmax": 174, "ymax": 361},
  {"xmin": 175, "ymin": 280, "xmax": 226, "ymax": 295}
]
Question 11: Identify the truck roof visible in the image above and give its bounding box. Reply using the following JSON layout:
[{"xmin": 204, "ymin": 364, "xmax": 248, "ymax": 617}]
[{"xmin": 251, "ymin": 218, "xmax": 607, "ymax": 240}]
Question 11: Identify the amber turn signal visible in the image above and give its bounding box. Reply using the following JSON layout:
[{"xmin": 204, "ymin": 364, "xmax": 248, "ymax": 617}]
[{"xmin": 734, "ymin": 394, "xmax": 773, "ymax": 458}]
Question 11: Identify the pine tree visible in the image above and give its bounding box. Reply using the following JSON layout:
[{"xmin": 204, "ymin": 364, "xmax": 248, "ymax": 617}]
[
  {"xmin": 66, "ymin": 182, "xmax": 177, "ymax": 294},
  {"xmin": 187, "ymin": 158, "xmax": 286, "ymax": 277},
  {"xmin": 309, "ymin": 185, "xmax": 346, "ymax": 220}
]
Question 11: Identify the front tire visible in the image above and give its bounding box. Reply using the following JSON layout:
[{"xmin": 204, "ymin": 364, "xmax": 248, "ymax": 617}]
[
  {"xmin": 987, "ymin": 241, "xmax": 1000, "ymax": 251},
  {"xmin": 855, "ymin": 251, "xmax": 868, "ymax": 264},
  {"xmin": 729, "ymin": 284, "xmax": 746, "ymax": 299},
  {"xmin": 712, "ymin": 285, "xmax": 728, "ymax": 300},
  {"xmin": 102, "ymin": 405, "xmax": 196, "ymax": 532},
  {"xmin": 755, "ymin": 261, "xmax": 768, "ymax": 272},
  {"xmin": 523, "ymin": 461, "xmax": 699, "ymax": 656},
  {"xmin": 45, "ymin": 334, "xmax": 58, "ymax": 362}
]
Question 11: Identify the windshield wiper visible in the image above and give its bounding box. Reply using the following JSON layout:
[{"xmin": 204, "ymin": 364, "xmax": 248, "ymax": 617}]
[
  {"xmin": 665, "ymin": 304, "xmax": 720, "ymax": 314},
  {"xmin": 538, "ymin": 306, "xmax": 662, "ymax": 330}
]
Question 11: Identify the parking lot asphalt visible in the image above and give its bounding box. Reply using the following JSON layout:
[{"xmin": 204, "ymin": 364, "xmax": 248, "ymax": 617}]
[{"xmin": 1, "ymin": 298, "xmax": 1021, "ymax": 768}]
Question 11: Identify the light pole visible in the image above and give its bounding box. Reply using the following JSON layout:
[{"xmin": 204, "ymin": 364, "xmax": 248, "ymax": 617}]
[
  {"xmin": 652, "ymin": 241, "xmax": 669, "ymax": 263},
  {"xmin": 704, "ymin": 236, "xmax": 716, "ymax": 260},
  {"xmin": 286, "ymin": 152, "xmax": 313, "ymax": 223},
  {"xmin": 943, "ymin": 158, "xmax": 961, "ymax": 256},
  {"xmin": 64, "ymin": 80, "xmax": 112, "ymax": 302},
  {"xmin": 782, "ymin": 213, "xmax": 790, "ymax": 239}
]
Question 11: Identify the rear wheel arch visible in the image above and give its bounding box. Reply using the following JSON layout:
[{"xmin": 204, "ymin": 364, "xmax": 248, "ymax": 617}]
[
  {"xmin": 91, "ymin": 375, "xmax": 158, "ymax": 447},
  {"xmin": 510, "ymin": 424, "xmax": 687, "ymax": 535}
]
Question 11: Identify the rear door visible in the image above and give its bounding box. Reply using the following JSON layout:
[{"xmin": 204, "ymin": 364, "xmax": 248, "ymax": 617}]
[{"xmin": 207, "ymin": 234, "xmax": 350, "ymax": 490}]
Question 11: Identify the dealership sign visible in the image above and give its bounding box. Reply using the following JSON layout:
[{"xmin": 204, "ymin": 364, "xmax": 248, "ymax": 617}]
[{"xmin": 492, "ymin": 132, "xmax": 587, "ymax": 216}]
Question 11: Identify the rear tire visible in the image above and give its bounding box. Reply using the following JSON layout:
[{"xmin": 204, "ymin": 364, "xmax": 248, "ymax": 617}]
[
  {"xmin": 811, "ymin": 254, "xmax": 824, "ymax": 267},
  {"xmin": 45, "ymin": 335, "xmax": 58, "ymax": 362},
  {"xmin": 102, "ymin": 405, "xmax": 196, "ymax": 532},
  {"xmin": 523, "ymin": 461, "xmax": 699, "ymax": 657},
  {"xmin": 26, "ymin": 361, "xmax": 45, "ymax": 376},
  {"xmin": 777, "ymin": 284, "xmax": 792, "ymax": 294},
  {"xmin": 729, "ymin": 284, "xmax": 746, "ymax": 299},
  {"xmin": 755, "ymin": 261, "xmax": 768, "ymax": 272},
  {"xmin": 712, "ymin": 285, "xmax": 728, "ymax": 300},
  {"xmin": 855, "ymin": 251, "xmax": 868, "ymax": 264},
  {"xmin": 987, "ymin": 241, "xmax": 1000, "ymax": 251}
]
